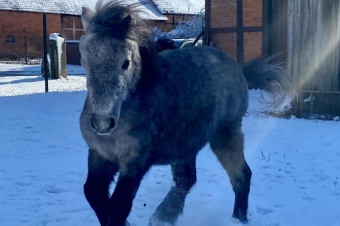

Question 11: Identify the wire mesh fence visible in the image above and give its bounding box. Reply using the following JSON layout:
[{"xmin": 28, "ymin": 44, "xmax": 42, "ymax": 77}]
[{"xmin": 0, "ymin": 42, "xmax": 86, "ymax": 97}]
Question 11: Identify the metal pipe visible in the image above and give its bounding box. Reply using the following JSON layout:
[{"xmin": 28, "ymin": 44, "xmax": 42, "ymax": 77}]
[{"xmin": 43, "ymin": 13, "xmax": 48, "ymax": 93}]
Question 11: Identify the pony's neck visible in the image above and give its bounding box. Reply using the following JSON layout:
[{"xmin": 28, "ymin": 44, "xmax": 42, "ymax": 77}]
[{"xmin": 137, "ymin": 43, "xmax": 165, "ymax": 93}]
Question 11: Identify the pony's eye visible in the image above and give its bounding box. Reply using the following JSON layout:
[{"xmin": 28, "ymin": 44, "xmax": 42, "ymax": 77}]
[{"xmin": 122, "ymin": 60, "xmax": 130, "ymax": 70}]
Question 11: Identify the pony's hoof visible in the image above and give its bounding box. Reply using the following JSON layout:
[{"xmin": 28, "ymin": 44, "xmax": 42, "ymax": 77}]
[
  {"xmin": 232, "ymin": 215, "xmax": 248, "ymax": 224},
  {"xmin": 232, "ymin": 208, "xmax": 248, "ymax": 224},
  {"xmin": 106, "ymin": 220, "xmax": 130, "ymax": 226}
]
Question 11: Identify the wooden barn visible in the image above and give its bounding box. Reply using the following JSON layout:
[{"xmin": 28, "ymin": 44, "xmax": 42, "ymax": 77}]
[{"xmin": 205, "ymin": 0, "xmax": 340, "ymax": 118}]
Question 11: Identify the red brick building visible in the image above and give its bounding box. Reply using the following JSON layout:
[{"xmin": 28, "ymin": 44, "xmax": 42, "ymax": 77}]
[
  {"xmin": 0, "ymin": 11, "xmax": 83, "ymax": 60},
  {"xmin": 0, "ymin": 0, "xmax": 166, "ymax": 60}
]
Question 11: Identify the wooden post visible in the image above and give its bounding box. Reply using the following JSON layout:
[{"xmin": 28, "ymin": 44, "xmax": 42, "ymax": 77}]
[
  {"xmin": 204, "ymin": 0, "xmax": 211, "ymax": 45},
  {"xmin": 236, "ymin": 0, "xmax": 244, "ymax": 63},
  {"xmin": 60, "ymin": 40, "xmax": 67, "ymax": 78}
]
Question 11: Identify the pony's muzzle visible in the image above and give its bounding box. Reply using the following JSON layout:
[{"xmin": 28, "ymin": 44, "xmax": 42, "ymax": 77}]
[{"xmin": 90, "ymin": 114, "xmax": 117, "ymax": 135}]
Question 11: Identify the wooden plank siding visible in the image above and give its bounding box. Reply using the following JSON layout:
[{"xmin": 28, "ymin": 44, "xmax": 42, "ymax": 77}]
[
  {"xmin": 285, "ymin": 0, "xmax": 340, "ymax": 117},
  {"xmin": 287, "ymin": 0, "xmax": 340, "ymax": 92},
  {"xmin": 266, "ymin": 0, "xmax": 288, "ymax": 64}
]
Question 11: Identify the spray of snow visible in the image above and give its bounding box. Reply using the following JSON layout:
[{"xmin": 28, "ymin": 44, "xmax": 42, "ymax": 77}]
[{"xmin": 247, "ymin": 89, "xmax": 292, "ymax": 117}]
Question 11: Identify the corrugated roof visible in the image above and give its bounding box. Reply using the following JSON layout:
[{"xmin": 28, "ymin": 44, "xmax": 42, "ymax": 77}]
[
  {"xmin": 0, "ymin": 0, "xmax": 167, "ymax": 20},
  {"xmin": 151, "ymin": 0, "xmax": 204, "ymax": 14}
]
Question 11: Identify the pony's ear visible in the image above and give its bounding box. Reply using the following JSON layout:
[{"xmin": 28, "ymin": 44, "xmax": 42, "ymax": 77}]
[
  {"xmin": 81, "ymin": 7, "xmax": 94, "ymax": 32},
  {"xmin": 123, "ymin": 14, "xmax": 132, "ymax": 25}
]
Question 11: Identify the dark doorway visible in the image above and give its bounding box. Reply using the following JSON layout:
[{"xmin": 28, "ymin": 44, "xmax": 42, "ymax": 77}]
[{"xmin": 263, "ymin": 0, "xmax": 288, "ymax": 64}]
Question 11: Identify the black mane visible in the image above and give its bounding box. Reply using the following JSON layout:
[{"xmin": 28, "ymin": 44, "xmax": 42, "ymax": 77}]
[{"xmin": 89, "ymin": 0, "xmax": 152, "ymax": 47}]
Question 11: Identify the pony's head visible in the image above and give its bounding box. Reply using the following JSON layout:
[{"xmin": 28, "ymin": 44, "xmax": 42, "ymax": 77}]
[{"xmin": 80, "ymin": 0, "xmax": 154, "ymax": 135}]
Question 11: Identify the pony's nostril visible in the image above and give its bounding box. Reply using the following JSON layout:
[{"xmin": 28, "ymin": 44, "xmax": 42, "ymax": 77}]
[
  {"xmin": 90, "ymin": 116, "xmax": 98, "ymax": 131},
  {"xmin": 90, "ymin": 115, "xmax": 117, "ymax": 134},
  {"xmin": 109, "ymin": 117, "xmax": 116, "ymax": 130}
]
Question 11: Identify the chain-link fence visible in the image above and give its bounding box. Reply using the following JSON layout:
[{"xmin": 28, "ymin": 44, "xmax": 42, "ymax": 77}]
[{"xmin": 0, "ymin": 42, "xmax": 86, "ymax": 97}]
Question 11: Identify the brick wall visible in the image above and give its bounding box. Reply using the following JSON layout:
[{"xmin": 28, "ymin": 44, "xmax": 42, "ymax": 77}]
[
  {"xmin": 211, "ymin": 0, "xmax": 237, "ymax": 27},
  {"xmin": 0, "ymin": 11, "xmax": 60, "ymax": 35},
  {"xmin": 243, "ymin": 0, "xmax": 263, "ymax": 61},
  {"xmin": 61, "ymin": 15, "xmax": 85, "ymax": 40},
  {"xmin": 210, "ymin": 0, "xmax": 237, "ymax": 59},
  {"xmin": 209, "ymin": 0, "xmax": 263, "ymax": 61},
  {"xmin": 243, "ymin": 0, "xmax": 262, "ymax": 26},
  {"xmin": 0, "ymin": 10, "xmax": 81, "ymax": 60},
  {"xmin": 0, "ymin": 11, "xmax": 61, "ymax": 59},
  {"xmin": 212, "ymin": 33, "xmax": 237, "ymax": 58},
  {"xmin": 243, "ymin": 32, "xmax": 262, "ymax": 61}
]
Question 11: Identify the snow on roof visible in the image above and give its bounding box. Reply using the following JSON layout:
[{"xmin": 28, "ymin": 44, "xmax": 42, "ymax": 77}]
[
  {"xmin": 0, "ymin": 0, "xmax": 167, "ymax": 20},
  {"xmin": 151, "ymin": 0, "xmax": 205, "ymax": 14}
]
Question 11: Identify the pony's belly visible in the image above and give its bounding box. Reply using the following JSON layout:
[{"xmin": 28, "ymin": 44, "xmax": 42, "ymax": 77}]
[{"xmin": 153, "ymin": 130, "xmax": 208, "ymax": 165}]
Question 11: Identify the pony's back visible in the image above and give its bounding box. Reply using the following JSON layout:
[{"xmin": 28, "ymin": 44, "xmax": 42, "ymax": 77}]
[{"xmin": 159, "ymin": 46, "xmax": 249, "ymax": 124}]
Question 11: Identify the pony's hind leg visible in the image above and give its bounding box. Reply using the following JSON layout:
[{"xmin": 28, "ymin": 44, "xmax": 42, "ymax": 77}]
[
  {"xmin": 149, "ymin": 157, "xmax": 197, "ymax": 226},
  {"xmin": 210, "ymin": 123, "xmax": 252, "ymax": 224},
  {"xmin": 84, "ymin": 149, "xmax": 119, "ymax": 226}
]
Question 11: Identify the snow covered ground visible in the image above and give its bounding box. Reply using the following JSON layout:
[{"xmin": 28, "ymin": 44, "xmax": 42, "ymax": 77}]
[
  {"xmin": 0, "ymin": 80, "xmax": 339, "ymax": 226},
  {"xmin": 0, "ymin": 63, "xmax": 86, "ymax": 96}
]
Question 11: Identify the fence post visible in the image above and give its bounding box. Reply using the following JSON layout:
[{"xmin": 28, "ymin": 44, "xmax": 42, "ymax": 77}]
[
  {"xmin": 41, "ymin": 54, "xmax": 51, "ymax": 78},
  {"xmin": 43, "ymin": 13, "xmax": 48, "ymax": 92},
  {"xmin": 49, "ymin": 33, "xmax": 67, "ymax": 79}
]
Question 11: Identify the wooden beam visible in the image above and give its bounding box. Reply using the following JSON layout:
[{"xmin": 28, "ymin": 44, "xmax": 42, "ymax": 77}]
[
  {"xmin": 300, "ymin": 90, "xmax": 340, "ymax": 94},
  {"xmin": 204, "ymin": 0, "xmax": 211, "ymax": 45},
  {"xmin": 262, "ymin": 0, "xmax": 269, "ymax": 57},
  {"xmin": 236, "ymin": 0, "xmax": 244, "ymax": 63},
  {"xmin": 210, "ymin": 27, "xmax": 237, "ymax": 33},
  {"xmin": 210, "ymin": 26, "xmax": 262, "ymax": 34}
]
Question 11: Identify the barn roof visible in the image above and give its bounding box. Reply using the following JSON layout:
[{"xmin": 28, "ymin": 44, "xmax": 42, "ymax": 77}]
[
  {"xmin": 151, "ymin": 0, "xmax": 205, "ymax": 14},
  {"xmin": 0, "ymin": 0, "xmax": 167, "ymax": 20}
]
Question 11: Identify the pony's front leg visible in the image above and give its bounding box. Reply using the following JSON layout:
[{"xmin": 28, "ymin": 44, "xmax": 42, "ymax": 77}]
[
  {"xmin": 149, "ymin": 157, "xmax": 197, "ymax": 226},
  {"xmin": 107, "ymin": 164, "xmax": 150, "ymax": 226},
  {"xmin": 84, "ymin": 149, "xmax": 119, "ymax": 226}
]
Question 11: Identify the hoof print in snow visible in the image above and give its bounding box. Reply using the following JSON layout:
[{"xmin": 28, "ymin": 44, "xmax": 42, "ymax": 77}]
[{"xmin": 256, "ymin": 207, "xmax": 274, "ymax": 215}]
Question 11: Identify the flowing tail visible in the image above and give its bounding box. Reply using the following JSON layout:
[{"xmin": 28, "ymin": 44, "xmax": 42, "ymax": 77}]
[{"xmin": 242, "ymin": 57, "xmax": 293, "ymax": 108}]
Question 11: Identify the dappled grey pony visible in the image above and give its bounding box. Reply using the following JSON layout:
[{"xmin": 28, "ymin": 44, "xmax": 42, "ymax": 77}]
[{"xmin": 79, "ymin": 1, "xmax": 291, "ymax": 226}]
